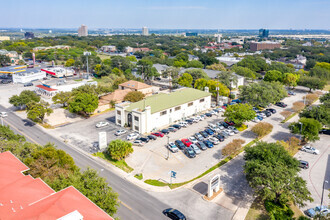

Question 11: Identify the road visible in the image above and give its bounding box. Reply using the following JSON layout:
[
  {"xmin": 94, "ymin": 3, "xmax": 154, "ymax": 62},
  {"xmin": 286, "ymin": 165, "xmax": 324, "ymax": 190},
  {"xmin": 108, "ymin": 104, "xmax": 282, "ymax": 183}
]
[{"xmin": 0, "ymin": 105, "xmax": 168, "ymax": 220}]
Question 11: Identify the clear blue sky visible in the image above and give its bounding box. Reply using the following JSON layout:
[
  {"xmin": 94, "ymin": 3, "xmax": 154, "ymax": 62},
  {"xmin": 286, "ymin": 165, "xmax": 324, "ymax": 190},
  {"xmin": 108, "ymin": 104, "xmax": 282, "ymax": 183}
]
[{"xmin": 1, "ymin": 0, "xmax": 329, "ymax": 29}]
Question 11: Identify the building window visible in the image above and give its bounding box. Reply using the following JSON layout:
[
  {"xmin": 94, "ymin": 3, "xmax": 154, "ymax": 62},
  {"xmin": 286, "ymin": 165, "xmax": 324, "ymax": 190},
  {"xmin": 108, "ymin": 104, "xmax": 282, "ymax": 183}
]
[
  {"xmin": 175, "ymin": 106, "xmax": 181, "ymax": 111},
  {"xmin": 188, "ymin": 102, "xmax": 193, "ymax": 107},
  {"xmin": 117, "ymin": 110, "xmax": 121, "ymax": 115},
  {"xmin": 200, "ymin": 98, "xmax": 204, "ymax": 103},
  {"xmin": 134, "ymin": 116, "xmax": 139, "ymax": 121},
  {"xmin": 160, "ymin": 110, "xmax": 167, "ymax": 116},
  {"xmin": 134, "ymin": 126, "xmax": 139, "ymax": 131},
  {"xmin": 117, "ymin": 119, "xmax": 121, "ymax": 124}
]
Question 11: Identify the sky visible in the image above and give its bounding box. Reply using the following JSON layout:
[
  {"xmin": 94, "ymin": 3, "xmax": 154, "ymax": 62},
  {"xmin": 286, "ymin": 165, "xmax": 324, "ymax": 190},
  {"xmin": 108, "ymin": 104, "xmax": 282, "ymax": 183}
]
[{"xmin": 1, "ymin": 0, "xmax": 329, "ymax": 29}]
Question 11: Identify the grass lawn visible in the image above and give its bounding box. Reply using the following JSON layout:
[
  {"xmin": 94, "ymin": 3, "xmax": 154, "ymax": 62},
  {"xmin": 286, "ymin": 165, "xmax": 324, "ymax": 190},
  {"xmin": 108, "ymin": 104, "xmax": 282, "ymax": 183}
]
[
  {"xmin": 236, "ymin": 124, "xmax": 248, "ymax": 131},
  {"xmin": 245, "ymin": 197, "xmax": 269, "ymax": 220},
  {"xmin": 134, "ymin": 173, "xmax": 143, "ymax": 180},
  {"xmin": 324, "ymin": 83, "xmax": 330, "ymax": 91},
  {"xmin": 93, "ymin": 152, "xmax": 133, "ymax": 173}
]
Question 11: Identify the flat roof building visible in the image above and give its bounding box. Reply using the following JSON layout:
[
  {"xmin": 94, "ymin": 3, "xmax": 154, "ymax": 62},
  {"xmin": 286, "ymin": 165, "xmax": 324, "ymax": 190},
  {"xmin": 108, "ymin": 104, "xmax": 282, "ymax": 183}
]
[
  {"xmin": 78, "ymin": 24, "xmax": 88, "ymax": 37},
  {"xmin": 115, "ymin": 88, "xmax": 211, "ymax": 134},
  {"xmin": 250, "ymin": 41, "xmax": 281, "ymax": 51}
]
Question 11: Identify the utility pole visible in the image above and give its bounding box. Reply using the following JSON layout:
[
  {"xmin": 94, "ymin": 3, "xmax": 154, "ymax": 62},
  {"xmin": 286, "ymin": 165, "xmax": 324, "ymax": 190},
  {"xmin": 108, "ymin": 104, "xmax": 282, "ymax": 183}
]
[
  {"xmin": 84, "ymin": 51, "xmax": 91, "ymax": 79},
  {"xmin": 166, "ymin": 135, "xmax": 170, "ymax": 160},
  {"xmin": 298, "ymin": 122, "xmax": 303, "ymax": 143}
]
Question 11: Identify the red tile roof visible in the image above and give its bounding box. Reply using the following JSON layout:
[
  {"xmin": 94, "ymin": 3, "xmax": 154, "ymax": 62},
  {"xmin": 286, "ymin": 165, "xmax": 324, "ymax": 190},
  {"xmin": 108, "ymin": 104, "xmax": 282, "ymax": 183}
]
[
  {"xmin": 0, "ymin": 151, "xmax": 113, "ymax": 220},
  {"xmin": 36, "ymin": 85, "xmax": 57, "ymax": 92}
]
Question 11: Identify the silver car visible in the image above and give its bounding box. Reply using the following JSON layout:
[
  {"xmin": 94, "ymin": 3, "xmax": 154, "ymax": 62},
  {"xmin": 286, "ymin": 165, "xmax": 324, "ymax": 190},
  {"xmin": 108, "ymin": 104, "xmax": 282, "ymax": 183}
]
[
  {"xmin": 301, "ymin": 145, "xmax": 320, "ymax": 155},
  {"xmin": 190, "ymin": 144, "xmax": 201, "ymax": 154},
  {"xmin": 167, "ymin": 142, "xmax": 179, "ymax": 153},
  {"xmin": 228, "ymin": 126, "xmax": 239, "ymax": 134},
  {"xmin": 95, "ymin": 121, "xmax": 109, "ymax": 128}
]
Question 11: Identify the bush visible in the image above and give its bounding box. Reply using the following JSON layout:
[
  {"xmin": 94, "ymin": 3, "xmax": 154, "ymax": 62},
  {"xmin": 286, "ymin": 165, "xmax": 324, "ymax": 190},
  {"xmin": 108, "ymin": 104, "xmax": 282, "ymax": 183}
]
[
  {"xmin": 292, "ymin": 101, "xmax": 305, "ymax": 112},
  {"xmin": 251, "ymin": 122, "xmax": 273, "ymax": 138},
  {"xmin": 107, "ymin": 140, "xmax": 133, "ymax": 161},
  {"xmin": 303, "ymin": 93, "xmax": 319, "ymax": 105},
  {"xmin": 222, "ymin": 139, "xmax": 245, "ymax": 156},
  {"xmin": 264, "ymin": 200, "xmax": 294, "ymax": 220},
  {"xmin": 281, "ymin": 110, "xmax": 292, "ymax": 119}
]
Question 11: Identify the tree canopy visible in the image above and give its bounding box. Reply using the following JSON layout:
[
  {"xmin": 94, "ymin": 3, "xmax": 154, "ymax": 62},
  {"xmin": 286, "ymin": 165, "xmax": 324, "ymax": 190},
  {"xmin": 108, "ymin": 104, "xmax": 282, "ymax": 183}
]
[
  {"xmin": 9, "ymin": 90, "xmax": 41, "ymax": 108},
  {"xmin": 289, "ymin": 117, "xmax": 322, "ymax": 142},
  {"xmin": 236, "ymin": 56, "xmax": 268, "ymax": 72},
  {"xmin": 26, "ymin": 101, "xmax": 53, "ymax": 123},
  {"xmin": 224, "ymin": 103, "xmax": 256, "ymax": 126},
  {"xmin": 124, "ymin": 91, "xmax": 145, "ymax": 102},
  {"xmin": 178, "ymin": 73, "xmax": 193, "ymax": 87},
  {"xmin": 68, "ymin": 93, "xmax": 99, "ymax": 115},
  {"xmin": 107, "ymin": 139, "xmax": 134, "ymax": 161}
]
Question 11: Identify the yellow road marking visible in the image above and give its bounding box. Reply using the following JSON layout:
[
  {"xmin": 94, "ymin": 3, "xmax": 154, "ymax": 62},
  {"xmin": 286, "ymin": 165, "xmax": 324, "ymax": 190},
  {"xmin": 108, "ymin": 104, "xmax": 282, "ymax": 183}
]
[{"xmin": 119, "ymin": 200, "xmax": 133, "ymax": 211}]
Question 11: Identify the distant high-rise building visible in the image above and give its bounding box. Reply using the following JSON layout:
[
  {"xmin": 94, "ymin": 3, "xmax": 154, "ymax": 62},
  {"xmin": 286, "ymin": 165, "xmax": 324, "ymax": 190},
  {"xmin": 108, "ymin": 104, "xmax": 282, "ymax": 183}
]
[
  {"xmin": 24, "ymin": 32, "xmax": 35, "ymax": 39},
  {"xmin": 215, "ymin": 34, "xmax": 222, "ymax": 43},
  {"xmin": 186, "ymin": 32, "xmax": 198, "ymax": 37},
  {"xmin": 142, "ymin": 27, "xmax": 149, "ymax": 36},
  {"xmin": 78, "ymin": 24, "xmax": 88, "ymax": 37},
  {"xmin": 259, "ymin": 29, "xmax": 269, "ymax": 38}
]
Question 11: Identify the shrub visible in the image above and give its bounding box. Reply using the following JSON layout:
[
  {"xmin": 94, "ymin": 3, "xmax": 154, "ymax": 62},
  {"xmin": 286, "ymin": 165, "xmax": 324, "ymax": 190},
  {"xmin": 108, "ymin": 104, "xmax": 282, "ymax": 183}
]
[
  {"xmin": 222, "ymin": 139, "xmax": 245, "ymax": 156},
  {"xmin": 251, "ymin": 122, "xmax": 273, "ymax": 138},
  {"xmin": 264, "ymin": 200, "xmax": 294, "ymax": 220},
  {"xmin": 106, "ymin": 140, "xmax": 133, "ymax": 161},
  {"xmin": 281, "ymin": 110, "xmax": 292, "ymax": 119},
  {"xmin": 292, "ymin": 101, "xmax": 305, "ymax": 112},
  {"xmin": 123, "ymin": 91, "xmax": 145, "ymax": 102},
  {"xmin": 303, "ymin": 93, "xmax": 318, "ymax": 106}
]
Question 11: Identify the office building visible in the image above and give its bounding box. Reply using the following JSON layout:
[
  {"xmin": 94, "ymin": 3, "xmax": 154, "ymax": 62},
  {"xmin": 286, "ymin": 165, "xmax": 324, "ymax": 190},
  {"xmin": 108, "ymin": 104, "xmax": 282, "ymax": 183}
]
[
  {"xmin": 250, "ymin": 41, "xmax": 281, "ymax": 51},
  {"xmin": 186, "ymin": 32, "xmax": 198, "ymax": 37},
  {"xmin": 78, "ymin": 24, "xmax": 88, "ymax": 37},
  {"xmin": 115, "ymin": 88, "xmax": 211, "ymax": 134},
  {"xmin": 215, "ymin": 34, "xmax": 222, "ymax": 43},
  {"xmin": 24, "ymin": 32, "xmax": 35, "ymax": 39},
  {"xmin": 142, "ymin": 27, "xmax": 149, "ymax": 36},
  {"xmin": 259, "ymin": 29, "xmax": 269, "ymax": 38}
]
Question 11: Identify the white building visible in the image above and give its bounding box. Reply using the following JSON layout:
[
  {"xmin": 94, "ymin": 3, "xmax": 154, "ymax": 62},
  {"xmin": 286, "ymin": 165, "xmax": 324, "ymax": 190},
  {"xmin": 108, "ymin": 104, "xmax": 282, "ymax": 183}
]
[
  {"xmin": 12, "ymin": 69, "xmax": 46, "ymax": 84},
  {"xmin": 115, "ymin": 88, "xmax": 211, "ymax": 134},
  {"xmin": 78, "ymin": 25, "xmax": 88, "ymax": 37},
  {"xmin": 41, "ymin": 67, "xmax": 74, "ymax": 78},
  {"xmin": 101, "ymin": 45, "xmax": 117, "ymax": 53},
  {"xmin": 142, "ymin": 27, "xmax": 149, "ymax": 36}
]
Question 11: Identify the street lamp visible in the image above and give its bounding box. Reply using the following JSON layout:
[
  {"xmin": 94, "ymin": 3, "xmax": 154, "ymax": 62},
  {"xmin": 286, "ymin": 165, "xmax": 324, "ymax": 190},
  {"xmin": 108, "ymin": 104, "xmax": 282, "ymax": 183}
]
[
  {"xmin": 321, "ymin": 180, "xmax": 328, "ymax": 206},
  {"xmin": 298, "ymin": 122, "xmax": 303, "ymax": 142},
  {"xmin": 166, "ymin": 135, "xmax": 170, "ymax": 160},
  {"xmin": 83, "ymin": 51, "xmax": 91, "ymax": 79}
]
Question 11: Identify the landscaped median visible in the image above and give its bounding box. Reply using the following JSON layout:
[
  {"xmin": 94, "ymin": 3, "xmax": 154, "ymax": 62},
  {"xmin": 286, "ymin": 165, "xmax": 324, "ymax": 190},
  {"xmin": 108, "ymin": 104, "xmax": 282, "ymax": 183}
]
[{"xmin": 93, "ymin": 152, "xmax": 134, "ymax": 173}]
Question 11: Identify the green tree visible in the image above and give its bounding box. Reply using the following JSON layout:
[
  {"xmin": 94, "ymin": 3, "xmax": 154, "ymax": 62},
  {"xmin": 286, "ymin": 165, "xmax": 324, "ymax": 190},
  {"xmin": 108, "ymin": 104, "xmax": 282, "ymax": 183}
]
[
  {"xmin": 310, "ymin": 65, "xmax": 330, "ymax": 80},
  {"xmin": 173, "ymin": 60, "xmax": 187, "ymax": 67},
  {"xmin": 206, "ymin": 80, "xmax": 230, "ymax": 97},
  {"xmin": 299, "ymin": 105, "xmax": 330, "ymax": 127},
  {"xmin": 231, "ymin": 66, "xmax": 256, "ymax": 80},
  {"xmin": 178, "ymin": 73, "xmax": 193, "ymax": 87},
  {"xmin": 137, "ymin": 59, "xmax": 159, "ymax": 80},
  {"xmin": 283, "ymin": 73, "xmax": 300, "ymax": 88},
  {"xmin": 26, "ymin": 101, "xmax": 53, "ymax": 123},
  {"xmin": 123, "ymin": 91, "xmax": 145, "ymax": 102},
  {"xmin": 269, "ymin": 62, "xmax": 295, "ymax": 74},
  {"xmin": 237, "ymin": 56, "xmax": 268, "ymax": 72},
  {"xmin": 194, "ymin": 78, "xmax": 208, "ymax": 90},
  {"xmin": 68, "ymin": 93, "xmax": 99, "ymax": 116},
  {"xmin": 127, "ymin": 55, "xmax": 137, "ymax": 62},
  {"xmin": 175, "ymin": 52, "xmax": 189, "ymax": 62},
  {"xmin": 186, "ymin": 60, "xmax": 204, "ymax": 68},
  {"xmin": 9, "ymin": 90, "xmax": 41, "ymax": 109},
  {"xmin": 65, "ymin": 58, "xmax": 75, "ymax": 67},
  {"xmin": 298, "ymin": 76, "xmax": 327, "ymax": 91},
  {"xmin": 107, "ymin": 139, "xmax": 134, "ymax": 161},
  {"xmin": 0, "ymin": 125, "xmax": 26, "ymax": 142},
  {"xmin": 162, "ymin": 67, "xmax": 180, "ymax": 84},
  {"xmin": 244, "ymin": 142, "xmax": 313, "ymax": 206},
  {"xmin": 264, "ymin": 70, "xmax": 283, "ymax": 82},
  {"xmin": 224, "ymin": 103, "xmax": 256, "ymax": 126},
  {"xmin": 289, "ymin": 118, "xmax": 322, "ymax": 142},
  {"xmin": 52, "ymin": 91, "xmax": 72, "ymax": 107},
  {"xmin": 0, "ymin": 54, "xmax": 11, "ymax": 66},
  {"xmin": 217, "ymin": 71, "xmax": 238, "ymax": 91},
  {"xmin": 185, "ymin": 69, "xmax": 209, "ymax": 82},
  {"xmin": 206, "ymin": 63, "xmax": 226, "ymax": 71}
]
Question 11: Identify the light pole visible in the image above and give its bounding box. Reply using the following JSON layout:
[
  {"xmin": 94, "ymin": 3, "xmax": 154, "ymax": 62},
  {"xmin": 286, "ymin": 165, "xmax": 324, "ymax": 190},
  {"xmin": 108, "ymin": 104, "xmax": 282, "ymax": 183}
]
[
  {"xmin": 298, "ymin": 122, "xmax": 303, "ymax": 142},
  {"xmin": 321, "ymin": 180, "xmax": 328, "ymax": 206},
  {"xmin": 166, "ymin": 135, "xmax": 170, "ymax": 160},
  {"xmin": 83, "ymin": 51, "xmax": 91, "ymax": 79}
]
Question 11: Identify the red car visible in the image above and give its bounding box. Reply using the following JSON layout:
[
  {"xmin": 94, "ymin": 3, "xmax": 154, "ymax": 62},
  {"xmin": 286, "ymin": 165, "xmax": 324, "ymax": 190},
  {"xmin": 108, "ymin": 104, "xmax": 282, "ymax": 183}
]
[
  {"xmin": 181, "ymin": 139, "xmax": 192, "ymax": 147},
  {"xmin": 221, "ymin": 106, "xmax": 227, "ymax": 110},
  {"xmin": 151, "ymin": 132, "xmax": 164, "ymax": 137},
  {"xmin": 225, "ymin": 121, "xmax": 235, "ymax": 126}
]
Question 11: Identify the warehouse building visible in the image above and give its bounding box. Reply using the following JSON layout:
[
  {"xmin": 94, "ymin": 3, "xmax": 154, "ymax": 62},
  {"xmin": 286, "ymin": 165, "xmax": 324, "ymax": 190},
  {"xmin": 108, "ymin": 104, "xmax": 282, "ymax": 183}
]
[{"xmin": 115, "ymin": 87, "xmax": 211, "ymax": 134}]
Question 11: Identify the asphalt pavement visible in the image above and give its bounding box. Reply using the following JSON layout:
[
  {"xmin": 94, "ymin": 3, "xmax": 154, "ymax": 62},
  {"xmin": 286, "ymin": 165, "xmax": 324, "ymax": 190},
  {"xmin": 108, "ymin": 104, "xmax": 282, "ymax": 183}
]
[{"xmin": 0, "ymin": 104, "xmax": 168, "ymax": 220}]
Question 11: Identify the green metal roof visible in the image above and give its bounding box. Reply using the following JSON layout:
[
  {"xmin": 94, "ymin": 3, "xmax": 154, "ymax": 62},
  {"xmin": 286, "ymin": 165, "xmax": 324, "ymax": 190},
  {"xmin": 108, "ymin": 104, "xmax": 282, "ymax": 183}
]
[{"xmin": 126, "ymin": 88, "xmax": 211, "ymax": 114}]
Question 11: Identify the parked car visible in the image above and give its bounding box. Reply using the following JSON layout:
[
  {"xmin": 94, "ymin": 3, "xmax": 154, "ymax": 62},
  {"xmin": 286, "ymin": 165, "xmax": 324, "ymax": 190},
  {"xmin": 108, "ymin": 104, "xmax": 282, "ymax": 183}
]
[
  {"xmin": 181, "ymin": 139, "xmax": 192, "ymax": 147},
  {"xmin": 209, "ymin": 110, "xmax": 217, "ymax": 115},
  {"xmin": 319, "ymin": 129, "xmax": 330, "ymax": 135},
  {"xmin": 147, "ymin": 135, "xmax": 157, "ymax": 140},
  {"xmin": 184, "ymin": 147, "xmax": 196, "ymax": 158},
  {"xmin": 200, "ymin": 131, "xmax": 209, "ymax": 138},
  {"xmin": 205, "ymin": 113, "xmax": 212, "ymax": 117},
  {"xmin": 205, "ymin": 128, "xmax": 214, "ymax": 135},
  {"xmin": 266, "ymin": 108, "xmax": 276, "ymax": 114},
  {"xmin": 275, "ymin": 102, "xmax": 287, "ymax": 108},
  {"xmin": 300, "ymin": 145, "xmax": 319, "ymax": 155},
  {"xmin": 167, "ymin": 142, "xmax": 179, "ymax": 153},
  {"xmin": 115, "ymin": 129, "xmax": 127, "ymax": 136},
  {"xmin": 208, "ymin": 137, "xmax": 220, "ymax": 145},
  {"xmin": 152, "ymin": 132, "xmax": 164, "ymax": 137},
  {"xmin": 168, "ymin": 127, "xmax": 177, "ymax": 132},
  {"xmin": 178, "ymin": 122, "xmax": 188, "ymax": 127},
  {"xmin": 195, "ymin": 115, "xmax": 202, "ymax": 121},
  {"xmin": 299, "ymin": 160, "xmax": 309, "ymax": 169},
  {"xmin": 225, "ymin": 121, "xmax": 235, "ymax": 126},
  {"xmin": 196, "ymin": 141, "xmax": 207, "ymax": 151},
  {"xmin": 0, "ymin": 112, "xmax": 8, "ymax": 117},
  {"xmin": 175, "ymin": 140, "xmax": 186, "ymax": 150},
  {"xmin": 288, "ymin": 91, "xmax": 296, "ymax": 96},
  {"xmin": 24, "ymin": 82, "xmax": 33, "ymax": 87},
  {"xmin": 190, "ymin": 144, "xmax": 201, "ymax": 154},
  {"xmin": 222, "ymin": 122, "xmax": 229, "ymax": 128},
  {"xmin": 161, "ymin": 129, "xmax": 170, "ymax": 134},
  {"xmin": 127, "ymin": 133, "xmax": 139, "ymax": 140},
  {"xmin": 192, "ymin": 117, "xmax": 199, "ymax": 123},
  {"xmin": 132, "ymin": 140, "xmax": 144, "ymax": 146},
  {"xmin": 220, "ymin": 131, "xmax": 229, "ymax": 138},
  {"xmin": 214, "ymin": 134, "xmax": 224, "ymax": 142},
  {"xmin": 162, "ymin": 208, "xmax": 186, "ymax": 220},
  {"xmin": 223, "ymin": 129, "xmax": 235, "ymax": 136},
  {"xmin": 252, "ymin": 107, "xmax": 259, "ymax": 111},
  {"xmin": 172, "ymin": 124, "xmax": 181, "ymax": 129},
  {"xmin": 137, "ymin": 136, "xmax": 149, "ymax": 143},
  {"xmin": 228, "ymin": 126, "xmax": 239, "ymax": 134},
  {"xmin": 256, "ymin": 115, "xmax": 264, "ymax": 121},
  {"xmin": 194, "ymin": 133, "xmax": 204, "ymax": 141},
  {"xmin": 203, "ymin": 140, "xmax": 214, "ymax": 148},
  {"xmin": 185, "ymin": 119, "xmax": 194, "ymax": 124},
  {"xmin": 263, "ymin": 110, "xmax": 271, "ymax": 117},
  {"xmin": 95, "ymin": 121, "xmax": 109, "ymax": 128},
  {"xmin": 188, "ymin": 136, "xmax": 198, "ymax": 144},
  {"xmin": 0, "ymin": 79, "xmax": 12, "ymax": 84},
  {"xmin": 216, "ymin": 123, "xmax": 224, "ymax": 130},
  {"xmin": 306, "ymin": 206, "xmax": 329, "ymax": 218},
  {"xmin": 252, "ymin": 117, "xmax": 260, "ymax": 123}
]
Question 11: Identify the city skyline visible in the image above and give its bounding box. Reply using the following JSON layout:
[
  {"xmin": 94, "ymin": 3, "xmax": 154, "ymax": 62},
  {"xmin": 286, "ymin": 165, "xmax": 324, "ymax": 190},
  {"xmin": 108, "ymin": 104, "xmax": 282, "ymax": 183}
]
[{"xmin": 0, "ymin": 0, "xmax": 329, "ymax": 29}]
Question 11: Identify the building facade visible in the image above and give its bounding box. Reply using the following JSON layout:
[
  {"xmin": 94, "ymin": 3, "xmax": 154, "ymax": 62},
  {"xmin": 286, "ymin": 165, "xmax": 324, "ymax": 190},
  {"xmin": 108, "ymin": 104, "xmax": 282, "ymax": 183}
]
[
  {"xmin": 115, "ymin": 88, "xmax": 211, "ymax": 134},
  {"xmin": 142, "ymin": 27, "xmax": 149, "ymax": 36},
  {"xmin": 78, "ymin": 24, "xmax": 88, "ymax": 37},
  {"xmin": 118, "ymin": 80, "xmax": 159, "ymax": 96},
  {"xmin": 259, "ymin": 29, "xmax": 269, "ymax": 38},
  {"xmin": 250, "ymin": 41, "xmax": 281, "ymax": 51}
]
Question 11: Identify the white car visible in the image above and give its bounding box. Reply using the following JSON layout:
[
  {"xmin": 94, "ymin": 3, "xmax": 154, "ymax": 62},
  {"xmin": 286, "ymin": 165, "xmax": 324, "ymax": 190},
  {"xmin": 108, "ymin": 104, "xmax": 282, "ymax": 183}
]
[
  {"xmin": 252, "ymin": 117, "xmax": 260, "ymax": 123},
  {"xmin": 188, "ymin": 136, "xmax": 198, "ymax": 144},
  {"xmin": 208, "ymin": 137, "xmax": 220, "ymax": 145},
  {"xmin": 217, "ymin": 108, "xmax": 225, "ymax": 112},
  {"xmin": 167, "ymin": 142, "xmax": 179, "ymax": 153},
  {"xmin": 217, "ymin": 125, "xmax": 225, "ymax": 130},
  {"xmin": 133, "ymin": 140, "xmax": 144, "ymax": 146},
  {"xmin": 210, "ymin": 110, "xmax": 217, "ymax": 115},
  {"xmin": 115, "ymin": 129, "xmax": 127, "ymax": 136},
  {"xmin": 224, "ymin": 129, "xmax": 235, "ymax": 136},
  {"xmin": 228, "ymin": 126, "xmax": 239, "ymax": 134},
  {"xmin": 126, "ymin": 133, "xmax": 139, "ymax": 140},
  {"xmin": 192, "ymin": 117, "xmax": 199, "ymax": 123},
  {"xmin": 0, "ymin": 112, "xmax": 8, "ymax": 117},
  {"xmin": 195, "ymin": 116, "xmax": 202, "ymax": 121},
  {"xmin": 190, "ymin": 144, "xmax": 201, "ymax": 154},
  {"xmin": 301, "ymin": 145, "xmax": 320, "ymax": 155},
  {"xmin": 95, "ymin": 121, "xmax": 109, "ymax": 128},
  {"xmin": 200, "ymin": 115, "xmax": 206, "ymax": 120},
  {"xmin": 179, "ymin": 121, "xmax": 188, "ymax": 127}
]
